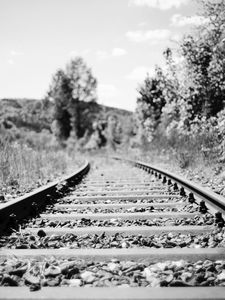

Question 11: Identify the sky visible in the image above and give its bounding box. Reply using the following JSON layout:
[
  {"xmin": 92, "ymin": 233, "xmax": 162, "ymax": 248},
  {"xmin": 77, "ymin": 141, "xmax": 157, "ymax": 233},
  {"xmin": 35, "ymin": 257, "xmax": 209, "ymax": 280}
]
[{"xmin": 0, "ymin": 0, "xmax": 200, "ymax": 111}]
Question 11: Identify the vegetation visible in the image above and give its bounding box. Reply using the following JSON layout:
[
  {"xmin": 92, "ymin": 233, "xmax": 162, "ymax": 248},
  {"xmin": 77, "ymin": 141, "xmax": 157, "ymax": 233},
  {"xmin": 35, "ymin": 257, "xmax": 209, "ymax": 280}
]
[
  {"xmin": 47, "ymin": 57, "xmax": 98, "ymax": 141},
  {"xmin": 134, "ymin": 0, "xmax": 225, "ymax": 169},
  {"xmin": 0, "ymin": 141, "xmax": 83, "ymax": 198}
]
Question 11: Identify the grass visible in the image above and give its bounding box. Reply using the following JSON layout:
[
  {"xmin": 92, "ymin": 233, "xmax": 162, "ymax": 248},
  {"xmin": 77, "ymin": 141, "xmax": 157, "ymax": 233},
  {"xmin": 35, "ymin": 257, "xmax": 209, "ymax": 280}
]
[{"xmin": 0, "ymin": 141, "xmax": 83, "ymax": 199}]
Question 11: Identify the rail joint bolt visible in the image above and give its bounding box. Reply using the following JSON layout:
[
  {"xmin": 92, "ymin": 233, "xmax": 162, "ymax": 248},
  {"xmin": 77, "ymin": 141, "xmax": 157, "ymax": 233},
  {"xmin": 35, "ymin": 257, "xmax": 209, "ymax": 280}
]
[
  {"xmin": 180, "ymin": 187, "xmax": 186, "ymax": 197},
  {"xmin": 173, "ymin": 183, "xmax": 178, "ymax": 191},
  {"xmin": 188, "ymin": 193, "xmax": 195, "ymax": 203},
  {"xmin": 199, "ymin": 200, "xmax": 208, "ymax": 214},
  {"xmin": 215, "ymin": 211, "xmax": 225, "ymax": 228}
]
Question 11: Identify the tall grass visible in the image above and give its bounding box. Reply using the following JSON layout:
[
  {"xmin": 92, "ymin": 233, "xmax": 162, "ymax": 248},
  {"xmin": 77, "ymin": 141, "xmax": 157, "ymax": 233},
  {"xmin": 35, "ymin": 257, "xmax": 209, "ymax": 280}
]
[{"xmin": 0, "ymin": 140, "xmax": 82, "ymax": 197}]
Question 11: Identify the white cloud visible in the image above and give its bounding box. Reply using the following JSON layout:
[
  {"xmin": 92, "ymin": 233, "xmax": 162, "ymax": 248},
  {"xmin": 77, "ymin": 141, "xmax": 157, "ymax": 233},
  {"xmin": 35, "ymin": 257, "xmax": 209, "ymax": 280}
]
[
  {"xmin": 171, "ymin": 14, "xmax": 209, "ymax": 27},
  {"xmin": 126, "ymin": 29, "xmax": 171, "ymax": 44},
  {"xmin": 96, "ymin": 48, "xmax": 127, "ymax": 60},
  {"xmin": 126, "ymin": 66, "xmax": 155, "ymax": 82},
  {"xmin": 112, "ymin": 48, "xmax": 127, "ymax": 57},
  {"xmin": 10, "ymin": 50, "xmax": 24, "ymax": 56},
  {"xmin": 8, "ymin": 59, "xmax": 14, "ymax": 65},
  {"xmin": 129, "ymin": 0, "xmax": 189, "ymax": 10}
]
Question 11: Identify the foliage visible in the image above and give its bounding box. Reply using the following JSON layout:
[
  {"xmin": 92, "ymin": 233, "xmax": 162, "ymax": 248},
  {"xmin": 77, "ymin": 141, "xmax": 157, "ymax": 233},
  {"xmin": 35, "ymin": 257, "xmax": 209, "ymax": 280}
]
[
  {"xmin": 47, "ymin": 57, "xmax": 97, "ymax": 141},
  {"xmin": 0, "ymin": 98, "xmax": 53, "ymax": 133},
  {"xmin": 135, "ymin": 67, "xmax": 166, "ymax": 141},
  {"xmin": 134, "ymin": 0, "xmax": 225, "ymax": 167}
]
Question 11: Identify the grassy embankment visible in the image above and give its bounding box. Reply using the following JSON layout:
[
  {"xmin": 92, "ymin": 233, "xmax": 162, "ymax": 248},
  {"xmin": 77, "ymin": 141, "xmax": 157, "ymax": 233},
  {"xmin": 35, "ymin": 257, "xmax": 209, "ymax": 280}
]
[{"xmin": 0, "ymin": 140, "xmax": 83, "ymax": 201}]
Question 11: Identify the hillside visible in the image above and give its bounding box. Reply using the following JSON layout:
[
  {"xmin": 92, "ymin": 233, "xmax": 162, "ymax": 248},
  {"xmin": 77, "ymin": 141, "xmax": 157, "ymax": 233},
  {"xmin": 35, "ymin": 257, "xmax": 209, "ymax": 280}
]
[{"xmin": 0, "ymin": 98, "xmax": 133, "ymax": 145}]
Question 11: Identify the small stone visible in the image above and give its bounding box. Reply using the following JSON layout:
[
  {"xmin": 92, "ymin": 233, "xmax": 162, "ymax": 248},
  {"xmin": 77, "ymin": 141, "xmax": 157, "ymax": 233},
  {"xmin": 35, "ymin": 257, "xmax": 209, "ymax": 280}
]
[
  {"xmin": 181, "ymin": 272, "xmax": 193, "ymax": 282},
  {"xmin": 143, "ymin": 268, "xmax": 154, "ymax": 281},
  {"xmin": 121, "ymin": 241, "xmax": 129, "ymax": 248},
  {"xmin": 217, "ymin": 271, "xmax": 225, "ymax": 281},
  {"xmin": 47, "ymin": 277, "xmax": 60, "ymax": 286},
  {"xmin": 155, "ymin": 262, "xmax": 167, "ymax": 271},
  {"xmin": 122, "ymin": 261, "xmax": 136, "ymax": 270},
  {"xmin": 150, "ymin": 278, "xmax": 161, "ymax": 287},
  {"xmin": 173, "ymin": 260, "xmax": 186, "ymax": 270},
  {"xmin": 37, "ymin": 230, "xmax": 46, "ymax": 238},
  {"xmin": 2, "ymin": 275, "xmax": 18, "ymax": 286},
  {"xmin": 81, "ymin": 271, "xmax": 96, "ymax": 283},
  {"xmin": 108, "ymin": 262, "xmax": 119, "ymax": 272},
  {"xmin": 24, "ymin": 274, "xmax": 40, "ymax": 285},
  {"xmin": 68, "ymin": 279, "xmax": 82, "ymax": 287},
  {"xmin": 9, "ymin": 266, "xmax": 27, "ymax": 277},
  {"xmin": 44, "ymin": 266, "xmax": 61, "ymax": 277}
]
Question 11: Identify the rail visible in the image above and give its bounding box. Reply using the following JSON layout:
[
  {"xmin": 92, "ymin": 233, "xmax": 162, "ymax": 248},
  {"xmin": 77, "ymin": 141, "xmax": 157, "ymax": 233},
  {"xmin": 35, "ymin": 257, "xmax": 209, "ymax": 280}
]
[{"xmin": 0, "ymin": 160, "xmax": 90, "ymax": 234}]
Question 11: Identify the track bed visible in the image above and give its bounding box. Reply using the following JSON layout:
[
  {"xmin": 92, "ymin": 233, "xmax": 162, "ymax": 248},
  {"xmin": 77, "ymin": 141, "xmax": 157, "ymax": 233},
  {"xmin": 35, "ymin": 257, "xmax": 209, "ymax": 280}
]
[{"xmin": 0, "ymin": 158, "xmax": 225, "ymax": 299}]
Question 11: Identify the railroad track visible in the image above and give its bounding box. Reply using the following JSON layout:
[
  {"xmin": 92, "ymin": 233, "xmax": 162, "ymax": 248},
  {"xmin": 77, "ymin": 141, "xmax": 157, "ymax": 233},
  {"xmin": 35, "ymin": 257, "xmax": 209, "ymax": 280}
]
[{"xmin": 0, "ymin": 157, "xmax": 225, "ymax": 299}]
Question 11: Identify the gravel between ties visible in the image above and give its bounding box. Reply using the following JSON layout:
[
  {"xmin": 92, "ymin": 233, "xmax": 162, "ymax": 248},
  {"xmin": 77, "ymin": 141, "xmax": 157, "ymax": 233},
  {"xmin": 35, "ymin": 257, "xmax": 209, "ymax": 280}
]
[
  {"xmin": 1, "ymin": 257, "xmax": 225, "ymax": 289},
  {"xmin": 1, "ymin": 228, "xmax": 225, "ymax": 249},
  {"xmin": 57, "ymin": 197, "xmax": 185, "ymax": 205},
  {"xmin": 21, "ymin": 213, "xmax": 214, "ymax": 229},
  {"xmin": 44, "ymin": 204, "xmax": 198, "ymax": 214}
]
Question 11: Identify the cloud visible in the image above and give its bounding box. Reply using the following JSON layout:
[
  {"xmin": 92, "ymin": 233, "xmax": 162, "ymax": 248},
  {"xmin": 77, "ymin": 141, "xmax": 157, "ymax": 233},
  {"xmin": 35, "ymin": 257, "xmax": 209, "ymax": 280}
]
[
  {"xmin": 10, "ymin": 50, "xmax": 24, "ymax": 56},
  {"xmin": 126, "ymin": 66, "xmax": 155, "ymax": 82},
  {"xmin": 112, "ymin": 48, "xmax": 127, "ymax": 56},
  {"xmin": 8, "ymin": 59, "xmax": 14, "ymax": 65},
  {"xmin": 126, "ymin": 29, "xmax": 171, "ymax": 44},
  {"xmin": 171, "ymin": 14, "xmax": 209, "ymax": 27},
  {"xmin": 129, "ymin": 0, "xmax": 189, "ymax": 10},
  {"xmin": 96, "ymin": 48, "xmax": 127, "ymax": 60}
]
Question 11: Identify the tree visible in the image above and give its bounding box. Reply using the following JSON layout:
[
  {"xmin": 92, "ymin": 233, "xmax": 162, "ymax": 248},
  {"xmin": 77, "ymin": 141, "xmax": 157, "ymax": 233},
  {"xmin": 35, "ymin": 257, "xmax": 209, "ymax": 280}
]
[
  {"xmin": 179, "ymin": 0, "xmax": 225, "ymax": 118},
  {"xmin": 135, "ymin": 67, "xmax": 166, "ymax": 141},
  {"xmin": 47, "ymin": 69, "xmax": 72, "ymax": 141},
  {"xmin": 47, "ymin": 57, "xmax": 97, "ymax": 141}
]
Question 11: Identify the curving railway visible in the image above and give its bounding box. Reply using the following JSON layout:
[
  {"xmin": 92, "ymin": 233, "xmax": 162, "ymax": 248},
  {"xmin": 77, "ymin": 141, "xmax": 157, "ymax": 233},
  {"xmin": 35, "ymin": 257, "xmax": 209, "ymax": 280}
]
[{"xmin": 0, "ymin": 157, "xmax": 225, "ymax": 299}]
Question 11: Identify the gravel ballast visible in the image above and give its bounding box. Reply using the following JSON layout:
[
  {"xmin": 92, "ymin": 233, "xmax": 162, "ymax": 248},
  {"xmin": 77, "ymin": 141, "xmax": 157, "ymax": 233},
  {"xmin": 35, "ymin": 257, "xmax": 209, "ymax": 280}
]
[
  {"xmin": 1, "ymin": 229, "xmax": 225, "ymax": 249},
  {"xmin": 1, "ymin": 257, "xmax": 225, "ymax": 289},
  {"xmin": 20, "ymin": 213, "xmax": 214, "ymax": 229},
  {"xmin": 57, "ymin": 197, "xmax": 185, "ymax": 205},
  {"xmin": 44, "ymin": 204, "xmax": 198, "ymax": 215}
]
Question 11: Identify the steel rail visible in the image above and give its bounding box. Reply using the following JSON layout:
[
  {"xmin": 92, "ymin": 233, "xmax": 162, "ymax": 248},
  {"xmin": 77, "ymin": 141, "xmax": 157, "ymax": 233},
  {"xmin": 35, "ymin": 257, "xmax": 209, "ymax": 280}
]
[
  {"xmin": 0, "ymin": 160, "xmax": 90, "ymax": 234},
  {"xmin": 114, "ymin": 157, "xmax": 225, "ymax": 214}
]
